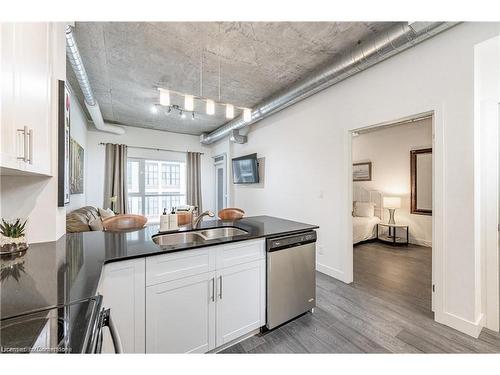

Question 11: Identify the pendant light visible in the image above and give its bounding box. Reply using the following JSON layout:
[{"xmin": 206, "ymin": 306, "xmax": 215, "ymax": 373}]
[
  {"xmin": 159, "ymin": 88, "xmax": 170, "ymax": 106},
  {"xmin": 185, "ymin": 95, "xmax": 194, "ymax": 111},
  {"xmin": 225, "ymin": 104, "xmax": 234, "ymax": 119},
  {"xmin": 243, "ymin": 108, "xmax": 251, "ymax": 122},
  {"xmin": 206, "ymin": 99, "xmax": 215, "ymax": 115}
]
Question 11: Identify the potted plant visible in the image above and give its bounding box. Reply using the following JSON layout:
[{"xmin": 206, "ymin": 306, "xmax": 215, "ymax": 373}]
[{"xmin": 0, "ymin": 219, "xmax": 28, "ymax": 255}]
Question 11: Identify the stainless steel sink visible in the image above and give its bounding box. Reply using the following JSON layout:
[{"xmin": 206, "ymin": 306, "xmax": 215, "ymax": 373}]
[
  {"xmin": 152, "ymin": 232, "xmax": 205, "ymax": 246},
  {"xmin": 152, "ymin": 227, "xmax": 248, "ymax": 246},
  {"xmin": 197, "ymin": 227, "xmax": 248, "ymax": 240}
]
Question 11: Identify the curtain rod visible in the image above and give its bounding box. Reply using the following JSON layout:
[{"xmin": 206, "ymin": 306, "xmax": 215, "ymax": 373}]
[{"xmin": 98, "ymin": 142, "xmax": 204, "ymax": 155}]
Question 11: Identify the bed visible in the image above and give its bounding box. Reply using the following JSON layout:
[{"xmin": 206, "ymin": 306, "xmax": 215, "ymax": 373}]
[{"xmin": 353, "ymin": 186, "xmax": 383, "ymax": 244}]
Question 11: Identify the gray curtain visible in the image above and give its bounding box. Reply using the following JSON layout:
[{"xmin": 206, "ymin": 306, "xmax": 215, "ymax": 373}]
[
  {"xmin": 186, "ymin": 152, "xmax": 202, "ymax": 212},
  {"xmin": 103, "ymin": 143, "xmax": 128, "ymax": 214}
]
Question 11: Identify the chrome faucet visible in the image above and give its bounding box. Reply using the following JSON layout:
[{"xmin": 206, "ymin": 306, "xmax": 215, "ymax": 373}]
[{"xmin": 192, "ymin": 210, "xmax": 215, "ymax": 228}]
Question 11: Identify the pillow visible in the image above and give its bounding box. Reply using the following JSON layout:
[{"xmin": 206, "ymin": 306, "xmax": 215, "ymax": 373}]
[
  {"xmin": 89, "ymin": 217, "xmax": 104, "ymax": 231},
  {"xmin": 353, "ymin": 202, "xmax": 375, "ymax": 217},
  {"xmin": 98, "ymin": 208, "xmax": 116, "ymax": 219}
]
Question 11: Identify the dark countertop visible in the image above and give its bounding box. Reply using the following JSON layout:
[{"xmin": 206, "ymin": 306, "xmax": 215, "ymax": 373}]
[{"xmin": 1, "ymin": 215, "xmax": 318, "ymax": 322}]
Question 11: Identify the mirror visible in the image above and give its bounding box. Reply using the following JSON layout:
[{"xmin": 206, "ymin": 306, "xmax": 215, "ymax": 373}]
[{"xmin": 410, "ymin": 148, "xmax": 432, "ymax": 215}]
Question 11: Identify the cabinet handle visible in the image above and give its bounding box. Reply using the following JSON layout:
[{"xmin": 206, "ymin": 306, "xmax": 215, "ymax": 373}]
[
  {"xmin": 16, "ymin": 127, "xmax": 28, "ymax": 162},
  {"xmin": 219, "ymin": 276, "xmax": 223, "ymax": 299},
  {"xmin": 27, "ymin": 128, "xmax": 33, "ymax": 164},
  {"xmin": 211, "ymin": 277, "xmax": 215, "ymax": 302}
]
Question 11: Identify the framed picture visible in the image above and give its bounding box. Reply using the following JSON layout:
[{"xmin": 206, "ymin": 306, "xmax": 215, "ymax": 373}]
[
  {"xmin": 410, "ymin": 148, "xmax": 432, "ymax": 215},
  {"xmin": 353, "ymin": 162, "xmax": 372, "ymax": 181},
  {"xmin": 57, "ymin": 81, "xmax": 71, "ymax": 206},
  {"xmin": 70, "ymin": 138, "xmax": 84, "ymax": 194}
]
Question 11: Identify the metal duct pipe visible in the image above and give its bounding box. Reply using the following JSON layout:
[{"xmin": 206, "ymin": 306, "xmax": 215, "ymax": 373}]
[
  {"xmin": 200, "ymin": 22, "xmax": 458, "ymax": 145},
  {"xmin": 65, "ymin": 25, "xmax": 125, "ymax": 135}
]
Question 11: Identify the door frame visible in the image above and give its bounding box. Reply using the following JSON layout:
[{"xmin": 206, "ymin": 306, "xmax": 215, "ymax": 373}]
[
  {"xmin": 347, "ymin": 110, "xmax": 442, "ymax": 316},
  {"xmin": 214, "ymin": 153, "xmax": 228, "ymax": 213}
]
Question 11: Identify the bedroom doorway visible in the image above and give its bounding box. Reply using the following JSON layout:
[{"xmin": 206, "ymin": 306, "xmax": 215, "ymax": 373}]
[{"xmin": 350, "ymin": 113, "xmax": 435, "ymax": 317}]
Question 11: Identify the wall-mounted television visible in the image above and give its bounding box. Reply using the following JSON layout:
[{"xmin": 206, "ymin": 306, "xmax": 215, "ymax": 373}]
[{"xmin": 232, "ymin": 153, "xmax": 259, "ymax": 184}]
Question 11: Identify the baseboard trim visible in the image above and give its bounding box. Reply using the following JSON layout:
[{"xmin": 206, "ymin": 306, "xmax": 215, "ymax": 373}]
[
  {"xmin": 317, "ymin": 263, "xmax": 351, "ymax": 283},
  {"xmin": 435, "ymin": 311, "xmax": 485, "ymax": 338},
  {"xmin": 209, "ymin": 328, "xmax": 261, "ymax": 353},
  {"xmin": 409, "ymin": 237, "xmax": 432, "ymax": 247}
]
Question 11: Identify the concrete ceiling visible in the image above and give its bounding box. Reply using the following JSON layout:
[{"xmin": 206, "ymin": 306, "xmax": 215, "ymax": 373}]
[{"xmin": 69, "ymin": 22, "xmax": 400, "ymax": 136}]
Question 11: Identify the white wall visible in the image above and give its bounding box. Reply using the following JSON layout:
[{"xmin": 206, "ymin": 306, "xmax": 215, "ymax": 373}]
[
  {"xmin": 85, "ymin": 126, "xmax": 214, "ymax": 213},
  {"xmin": 228, "ymin": 22, "xmax": 500, "ymax": 336},
  {"xmin": 352, "ymin": 119, "xmax": 433, "ymax": 246},
  {"xmin": 67, "ymin": 85, "xmax": 89, "ymax": 211},
  {"xmin": 474, "ymin": 36, "xmax": 500, "ymax": 331}
]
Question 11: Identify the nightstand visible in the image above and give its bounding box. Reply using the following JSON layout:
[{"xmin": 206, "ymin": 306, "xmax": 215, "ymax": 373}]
[{"xmin": 377, "ymin": 223, "xmax": 409, "ymax": 246}]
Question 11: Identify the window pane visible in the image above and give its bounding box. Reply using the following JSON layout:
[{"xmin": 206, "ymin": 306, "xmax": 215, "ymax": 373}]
[
  {"xmin": 128, "ymin": 196, "xmax": 142, "ymax": 215},
  {"xmin": 127, "ymin": 158, "xmax": 186, "ymax": 223},
  {"xmin": 145, "ymin": 196, "xmax": 159, "ymax": 218},
  {"xmin": 146, "ymin": 162, "xmax": 159, "ymax": 189},
  {"xmin": 127, "ymin": 161, "xmax": 140, "ymax": 193}
]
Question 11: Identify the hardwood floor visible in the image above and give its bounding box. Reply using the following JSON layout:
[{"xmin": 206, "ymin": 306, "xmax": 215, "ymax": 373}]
[{"xmin": 220, "ymin": 241, "xmax": 500, "ymax": 353}]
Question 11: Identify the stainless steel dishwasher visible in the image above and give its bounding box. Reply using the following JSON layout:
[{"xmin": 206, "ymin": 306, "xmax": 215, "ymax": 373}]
[{"xmin": 266, "ymin": 230, "xmax": 316, "ymax": 330}]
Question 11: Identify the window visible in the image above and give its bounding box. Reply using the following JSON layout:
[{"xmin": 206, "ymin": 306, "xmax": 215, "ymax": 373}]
[
  {"xmin": 161, "ymin": 163, "xmax": 180, "ymax": 187},
  {"xmin": 145, "ymin": 162, "xmax": 159, "ymax": 187},
  {"xmin": 127, "ymin": 158, "xmax": 186, "ymax": 222}
]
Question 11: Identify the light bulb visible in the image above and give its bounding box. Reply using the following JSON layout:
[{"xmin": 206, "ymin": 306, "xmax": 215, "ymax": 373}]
[
  {"xmin": 159, "ymin": 88, "xmax": 170, "ymax": 106},
  {"xmin": 243, "ymin": 108, "xmax": 251, "ymax": 122},
  {"xmin": 226, "ymin": 104, "xmax": 234, "ymax": 119},
  {"xmin": 206, "ymin": 99, "xmax": 215, "ymax": 115},
  {"xmin": 151, "ymin": 105, "xmax": 158, "ymax": 114},
  {"xmin": 185, "ymin": 95, "xmax": 194, "ymax": 111}
]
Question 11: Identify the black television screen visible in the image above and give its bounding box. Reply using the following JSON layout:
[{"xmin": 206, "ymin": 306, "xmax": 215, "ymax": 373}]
[{"xmin": 232, "ymin": 154, "xmax": 259, "ymax": 184}]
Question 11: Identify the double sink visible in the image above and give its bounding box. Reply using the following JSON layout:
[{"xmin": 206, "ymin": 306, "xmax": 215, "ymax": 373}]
[{"xmin": 152, "ymin": 227, "xmax": 249, "ymax": 246}]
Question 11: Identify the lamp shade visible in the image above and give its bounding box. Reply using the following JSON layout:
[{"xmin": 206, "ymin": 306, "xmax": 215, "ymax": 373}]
[{"xmin": 383, "ymin": 196, "xmax": 401, "ymax": 209}]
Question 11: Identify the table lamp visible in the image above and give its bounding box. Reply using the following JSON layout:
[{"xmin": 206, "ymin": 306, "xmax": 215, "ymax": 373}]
[{"xmin": 383, "ymin": 196, "xmax": 401, "ymax": 225}]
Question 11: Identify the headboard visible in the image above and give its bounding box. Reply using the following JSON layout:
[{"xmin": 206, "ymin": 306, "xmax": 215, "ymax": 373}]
[{"xmin": 353, "ymin": 185, "xmax": 383, "ymax": 219}]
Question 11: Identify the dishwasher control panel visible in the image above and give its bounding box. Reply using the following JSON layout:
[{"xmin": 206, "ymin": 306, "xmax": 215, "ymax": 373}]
[{"xmin": 267, "ymin": 231, "xmax": 317, "ymax": 251}]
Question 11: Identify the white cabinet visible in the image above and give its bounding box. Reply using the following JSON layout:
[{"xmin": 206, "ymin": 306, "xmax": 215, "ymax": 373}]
[
  {"xmin": 0, "ymin": 22, "xmax": 52, "ymax": 176},
  {"xmin": 146, "ymin": 272, "xmax": 216, "ymax": 353},
  {"xmin": 146, "ymin": 247, "xmax": 215, "ymax": 286},
  {"xmin": 215, "ymin": 239, "xmax": 265, "ymax": 269},
  {"xmin": 97, "ymin": 258, "xmax": 146, "ymax": 353},
  {"xmin": 144, "ymin": 239, "xmax": 266, "ymax": 353},
  {"xmin": 215, "ymin": 259, "xmax": 265, "ymax": 347}
]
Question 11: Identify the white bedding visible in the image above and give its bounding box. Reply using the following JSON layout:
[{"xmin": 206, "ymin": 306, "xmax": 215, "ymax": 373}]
[{"xmin": 353, "ymin": 216, "xmax": 381, "ymax": 244}]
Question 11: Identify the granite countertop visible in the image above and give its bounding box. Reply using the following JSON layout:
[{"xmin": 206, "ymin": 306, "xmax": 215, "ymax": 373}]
[{"xmin": 0, "ymin": 216, "xmax": 318, "ymax": 321}]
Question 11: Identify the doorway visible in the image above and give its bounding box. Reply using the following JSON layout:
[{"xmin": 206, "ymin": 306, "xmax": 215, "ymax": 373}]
[
  {"xmin": 214, "ymin": 153, "xmax": 228, "ymax": 214},
  {"xmin": 350, "ymin": 113, "xmax": 435, "ymax": 316}
]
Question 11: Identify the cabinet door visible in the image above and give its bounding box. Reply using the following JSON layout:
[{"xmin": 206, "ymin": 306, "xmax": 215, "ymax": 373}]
[
  {"xmin": 215, "ymin": 259, "xmax": 265, "ymax": 347},
  {"xmin": 146, "ymin": 272, "xmax": 216, "ymax": 353},
  {"xmin": 0, "ymin": 23, "xmax": 21, "ymax": 170},
  {"xmin": 14, "ymin": 23, "xmax": 51, "ymax": 175},
  {"xmin": 98, "ymin": 258, "xmax": 146, "ymax": 353}
]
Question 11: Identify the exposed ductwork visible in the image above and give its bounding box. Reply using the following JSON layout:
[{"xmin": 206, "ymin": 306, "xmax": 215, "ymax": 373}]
[
  {"xmin": 65, "ymin": 25, "xmax": 125, "ymax": 135},
  {"xmin": 200, "ymin": 22, "xmax": 459, "ymax": 145}
]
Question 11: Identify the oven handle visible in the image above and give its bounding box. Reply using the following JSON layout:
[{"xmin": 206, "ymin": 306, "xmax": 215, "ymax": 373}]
[{"xmin": 103, "ymin": 308, "xmax": 123, "ymax": 354}]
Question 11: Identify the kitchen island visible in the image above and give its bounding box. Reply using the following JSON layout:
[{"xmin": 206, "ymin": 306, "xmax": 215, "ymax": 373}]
[{"xmin": 0, "ymin": 216, "xmax": 318, "ymax": 353}]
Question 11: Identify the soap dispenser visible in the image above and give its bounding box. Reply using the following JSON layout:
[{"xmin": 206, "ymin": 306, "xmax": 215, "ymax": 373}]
[
  {"xmin": 160, "ymin": 208, "xmax": 170, "ymax": 232},
  {"xmin": 168, "ymin": 207, "xmax": 178, "ymax": 230}
]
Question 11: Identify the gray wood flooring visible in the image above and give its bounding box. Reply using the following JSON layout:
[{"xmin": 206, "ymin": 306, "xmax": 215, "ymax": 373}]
[{"xmin": 220, "ymin": 241, "xmax": 500, "ymax": 353}]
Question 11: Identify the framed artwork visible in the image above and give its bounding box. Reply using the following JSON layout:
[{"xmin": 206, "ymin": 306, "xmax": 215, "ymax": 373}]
[
  {"xmin": 70, "ymin": 138, "xmax": 84, "ymax": 194},
  {"xmin": 353, "ymin": 162, "xmax": 372, "ymax": 181},
  {"xmin": 410, "ymin": 148, "xmax": 432, "ymax": 215},
  {"xmin": 57, "ymin": 81, "xmax": 71, "ymax": 206}
]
